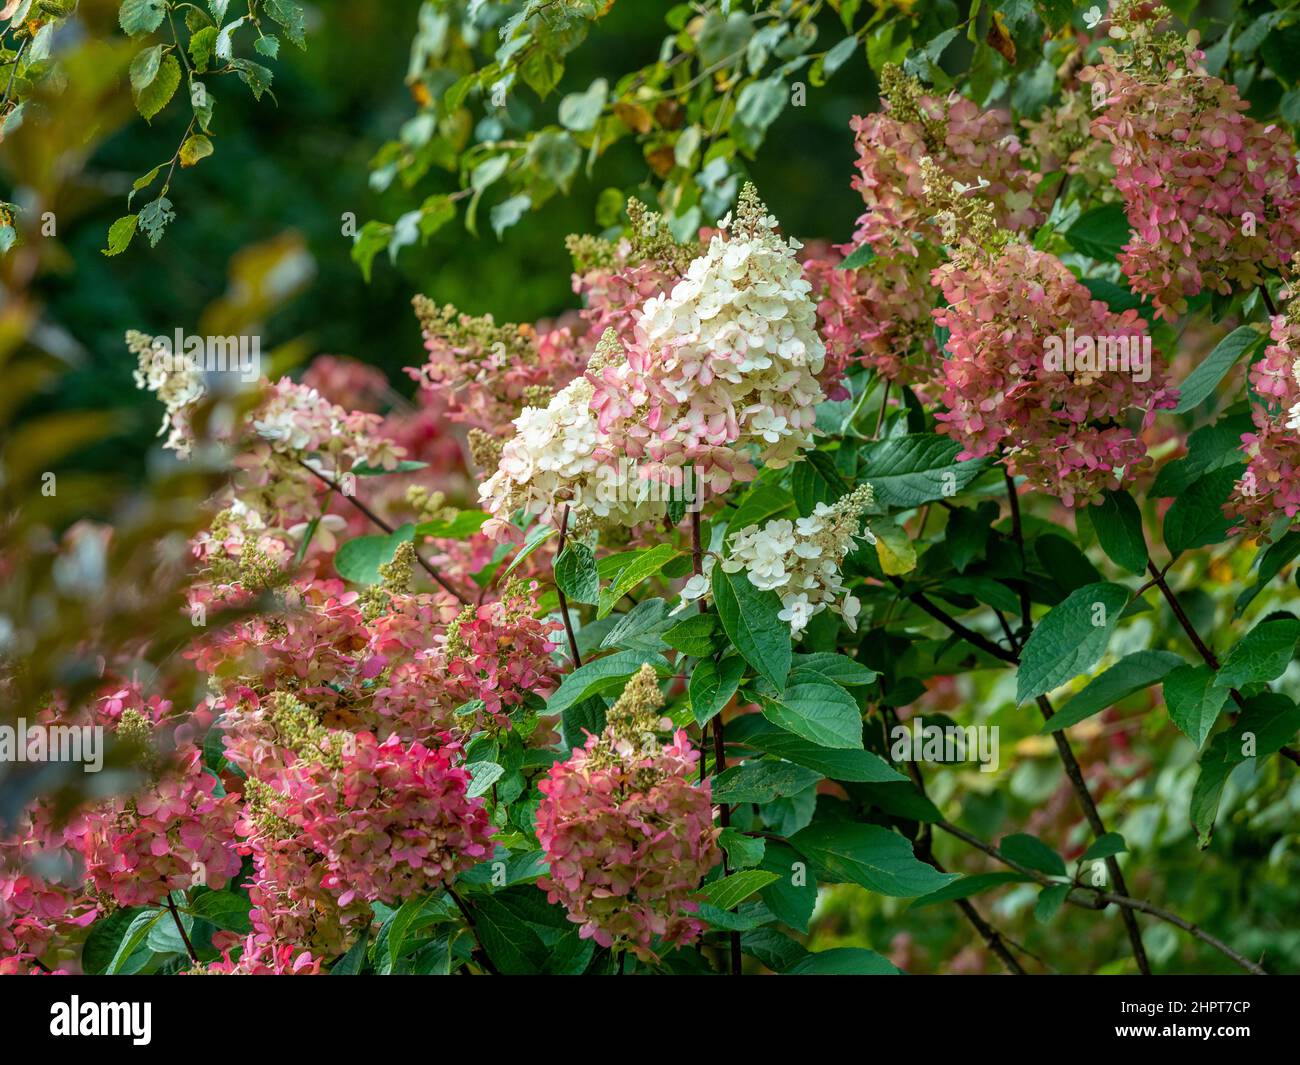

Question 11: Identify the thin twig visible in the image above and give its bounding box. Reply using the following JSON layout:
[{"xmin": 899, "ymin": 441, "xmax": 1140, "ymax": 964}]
[
  {"xmin": 936, "ymin": 821, "xmax": 1267, "ymax": 975},
  {"xmin": 294, "ymin": 457, "xmax": 467, "ymax": 603},
  {"xmin": 555, "ymin": 504, "xmax": 583, "ymax": 668},
  {"xmin": 165, "ymin": 894, "xmax": 199, "ymax": 966}
]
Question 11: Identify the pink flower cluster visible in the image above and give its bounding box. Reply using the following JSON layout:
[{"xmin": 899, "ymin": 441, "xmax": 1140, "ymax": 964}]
[
  {"xmin": 536, "ymin": 729, "xmax": 718, "ymax": 961},
  {"xmin": 407, "ymin": 288, "xmax": 601, "ymax": 437},
  {"xmin": 1, "ymin": 816, "xmax": 95, "ymax": 973},
  {"xmin": 67, "ymin": 742, "xmax": 243, "ymax": 909},
  {"xmin": 198, "ymin": 932, "xmax": 322, "ymax": 975},
  {"xmin": 240, "ymin": 734, "xmax": 493, "ymax": 936},
  {"xmin": 800, "ymin": 242, "xmax": 938, "ymax": 388},
  {"xmin": 442, "ymin": 592, "xmax": 562, "ymax": 724},
  {"xmin": 1082, "ymin": 44, "xmax": 1300, "ymax": 319},
  {"xmin": 932, "ymin": 240, "xmax": 1177, "ymax": 506},
  {"xmin": 848, "ymin": 75, "xmax": 1040, "ymax": 259},
  {"xmin": 1227, "ymin": 313, "xmax": 1300, "ymax": 533}
]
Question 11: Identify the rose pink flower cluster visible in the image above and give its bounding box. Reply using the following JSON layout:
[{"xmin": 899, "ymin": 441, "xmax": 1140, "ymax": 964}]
[
  {"xmin": 67, "ymin": 742, "xmax": 243, "ymax": 909},
  {"xmin": 849, "ymin": 66, "xmax": 1040, "ymax": 259},
  {"xmin": 196, "ymin": 932, "xmax": 322, "ymax": 975},
  {"xmin": 247, "ymin": 733, "xmax": 494, "ymax": 915},
  {"xmin": 1226, "ymin": 312, "xmax": 1300, "ymax": 533},
  {"xmin": 932, "ymin": 239, "xmax": 1177, "ymax": 506},
  {"xmin": 0, "ymin": 820, "xmax": 95, "ymax": 973},
  {"xmin": 441, "ymin": 587, "xmax": 562, "ymax": 726},
  {"xmin": 1081, "ymin": 37, "xmax": 1300, "ymax": 319},
  {"xmin": 407, "ymin": 300, "xmax": 590, "ymax": 435},
  {"xmin": 800, "ymin": 241, "xmax": 939, "ymax": 388},
  {"xmin": 536, "ymin": 728, "xmax": 718, "ymax": 962},
  {"xmin": 238, "ymin": 820, "xmax": 370, "ymax": 957}
]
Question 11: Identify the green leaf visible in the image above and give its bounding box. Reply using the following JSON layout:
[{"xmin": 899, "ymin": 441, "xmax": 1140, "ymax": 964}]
[
  {"xmin": 597, "ymin": 544, "xmax": 678, "ymax": 618},
  {"xmin": 490, "ymin": 194, "xmax": 531, "ymax": 239},
  {"xmin": 758, "ymin": 841, "xmax": 817, "ymax": 932},
  {"xmin": 712, "ymin": 760, "xmax": 823, "ymax": 804},
  {"xmin": 792, "ymin": 450, "xmax": 850, "ymax": 516},
  {"xmin": 911, "ymin": 872, "xmax": 1032, "ymax": 909},
  {"xmin": 1163, "ymin": 466, "xmax": 1242, "ymax": 556},
  {"xmin": 501, "ymin": 524, "xmax": 557, "ymax": 580},
  {"xmin": 330, "ymin": 930, "xmax": 369, "ymax": 975},
  {"xmin": 254, "ymin": 34, "xmax": 280, "ymax": 59},
  {"xmin": 737, "ymin": 719, "xmax": 904, "ymax": 782},
  {"xmin": 823, "ymin": 34, "xmax": 859, "ymax": 76},
  {"xmin": 734, "ymin": 75, "xmax": 787, "ymax": 151},
  {"xmin": 545, "ymin": 650, "xmax": 667, "ymax": 717},
  {"xmin": 1236, "ymin": 531, "xmax": 1300, "ymax": 616},
  {"xmin": 1152, "ymin": 413, "xmax": 1254, "ymax": 498},
  {"xmin": 790, "ymin": 652, "xmax": 877, "ymax": 687},
  {"xmin": 233, "ymin": 58, "xmax": 274, "ymax": 101},
  {"xmin": 529, "ymin": 130, "xmax": 581, "ymax": 192},
  {"xmin": 790, "ymin": 823, "xmax": 957, "ymax": 896},
  {"xmin": 689, "ymin": 654, "xmax": 745, "ymax": 726},
  {"xmin": 1042, "ymin": 650, "xmax": 1185, "ymax": 732},
  {"xmin": 413, "ymin": 510, "xmax": 489, "ymax": 539},
  {"xmin": 729, "ymin": 482, "xmax": 797, "ymax": 532},
  {"xmin": 719, "ymin": 828, "xmax": 765, "ymax": 870},
  {"xmin": 1065, "ymin": 202, "xmax": 1131, "ymax": 261},
  {"xmin": 699, "ymin": 870, "xmax": 780, "ymax": 910},
  {"xmin": 1190, "ymin": 693, "xmax": 1300, "ymax": 846},
  {"xmin": 760, "ymin": 670, "xmax": 862, "ymax": 750},
  {"xmin": 351, "ymin": 220, "xmax": 392, "ymax": 282},
  {"xmin": 1082, "ymin": 276, "xmax": 1145, "ymax": 313},
  {"xmin": 137, "ymin": 195, "xmax": 176, "ymax": 247},
  {"xmin": 1034, "ymin": 883, "xmax": 1071, "ymax": 923},
  {"xmin": 785, "ymin": 948, "xmax": 902, "ymax": 975},
  {"xmin": 557, "ymin": 77, "xmax": 607, "ymax": 131},
  {"xmin": 1174, "ymin": 326, "xmax": 1264, "ymax": 414},
  {"xmin": 265, "ymin": 0, "xmax": 307, "ymax": 48},
  {"xmin": 107, "ymin": 909, "xmax": 165, "ymax": 974},
  {"xmin": 102, "ymin": 214, "xmax": 139, "ymax": 257},
  {"xmin": 83, "ymin": 908, "xmax": 149, "ymax": 975},
  {"xmin": 712, "ymin": 565, "xmax": 791, "ymax": 689},
  {"xmin": 383, "ymin": 895, "xmax": 430, "ymax": 970},
  {"xmin": 944, "ymin": 501, "xmax": 997, "ymax": 573},
  {"xmin": 600, "ymin": 597, "xmax": 674, "ymax": 653},
  {"xmin": 554, "ymin": 542, "xmax": 599, "ymax": 605},
  {"xmin": 129, "ymin": 44, "xmax": 163, "ymax": 92},
  {"xmin": 1164, "ymin": 663, "xmax": 1231, "ymax": 749},
  {"xmin": 188, "ymin": 890, "xmax": 252, "ymax": 933},
  {"xmin": 1088, "ymin": 489, "xmax": 1148, "ymax": 575},
  {"xmin": 333, "ymin": 523, "xmax": 415, "ymax": 585},
  {"xmin": 1081, "ymin": 832, "xmax": 1128, "ymax": 862},
  {"xmin": 465, "ymin": 760, "xmax": 505, "ymax": 798},
  {"xmin": 1016, "ymin": 582, "xmax": 1131, "ymax": 703},
  {"xmin": 837, "ymin": 244, "xmax": 877, "ymax": 270},
  {"xmin": 858, "ymin": 434, "xmax": 990, "ymax": 509},
  {"xmin": 471, "ymin": 897, "xmax": 547, "ymax": 975},
  {"xmin": 1215, "ymin": 617, "xmax": 1300, "ymax": 689},
  {"xmin": 662, "ymin": 612, "xmax": 724, "ymax": 657},
  {"xmin": 999, "ymin": 833, "xmax": 1067, "ymax": 877},
  {"xmin": 119, "ymin": 0, "xmax": 166, "ymax": 36},
  {"xmin": 135, "ymin": 53, "xmax": 180, "ymax": 120},
  {"xmin": 189, "ymin": 25, "xmax": 218, "ymax": 71}
]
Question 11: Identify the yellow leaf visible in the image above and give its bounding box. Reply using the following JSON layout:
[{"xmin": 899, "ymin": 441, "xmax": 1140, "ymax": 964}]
[
  {"xmin": 873, "ymin": 520, "xmax": 916, "ymax": 576},
  {"xmin": 179, "ymin": 134, "xmax": 214, "ymax": 167}
]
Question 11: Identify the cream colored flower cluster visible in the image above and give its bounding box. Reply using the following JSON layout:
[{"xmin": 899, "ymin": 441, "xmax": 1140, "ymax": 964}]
[
  {"xmin": 681, "ymin": 484, "xmax": 876, "ymax": 637},
  {"xmin": 479, "ymin": 185, "xmax": 828, "ymax": 532}
]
